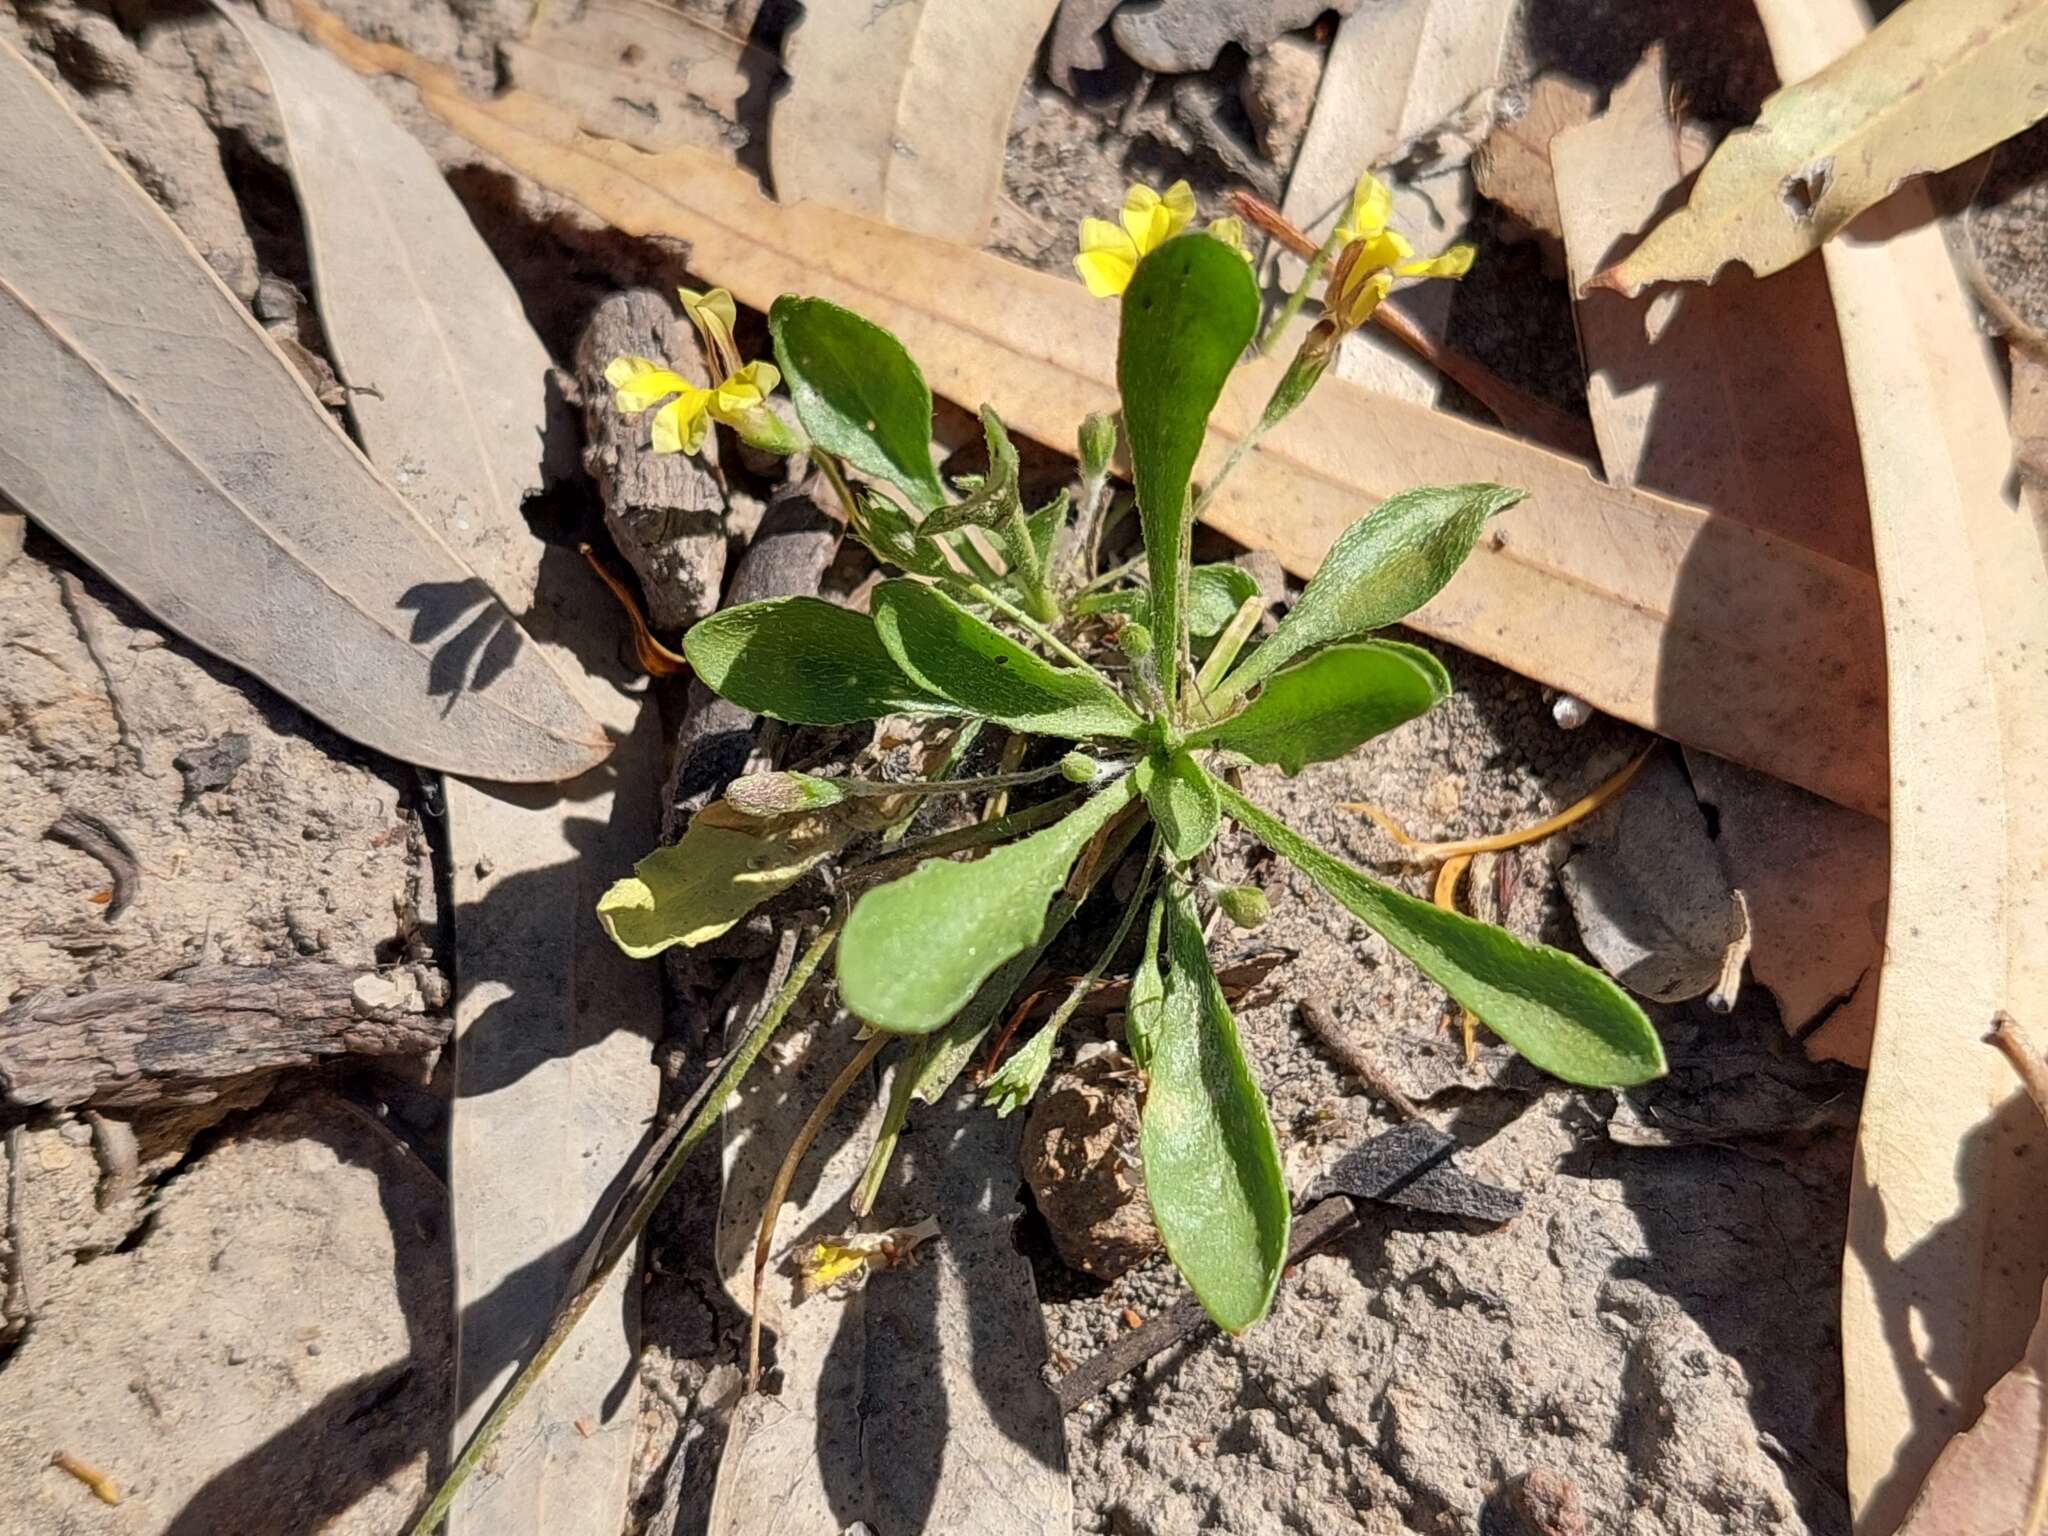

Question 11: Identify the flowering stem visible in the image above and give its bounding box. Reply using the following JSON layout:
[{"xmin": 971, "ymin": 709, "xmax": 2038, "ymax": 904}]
[
  {"xmin": 1256, "ymin": 227, "xmax": 1344, "ymax": 356},
  {"xmin": 965, "ymin": 580, "xmax": 1101, "ymax": 677},
  {"xmin": 406, "ymin": 912, "xmax": 840, "ymax": 1536}
]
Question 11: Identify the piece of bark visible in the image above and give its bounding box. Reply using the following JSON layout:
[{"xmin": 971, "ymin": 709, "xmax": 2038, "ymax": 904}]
[
  {"xmin": 576, "ymin": 289, "xmax": 728, "ymax": 631},
  {"xmin": 0, "ymin": 962, "xmax": 447, "ymax": 1111},
  {"xmin": 663, "ymin": 477, "xmax": 841, "ymax": 833}
]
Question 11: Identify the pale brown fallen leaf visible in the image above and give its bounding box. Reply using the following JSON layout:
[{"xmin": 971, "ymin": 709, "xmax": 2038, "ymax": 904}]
[
  {"xmin": 227, "ymin": 14, "xmax": 662, "ymax": 1533},
  {"xmin": 1893, "ymin": 1019, "xmax": 2048, "ymax": 1536},
  {"xmin": 504, "ymin": 0, "xmax": 756, "ymax": 155},
  {"xmin": 1599, "ymin": 0, "xmax": 2048, "ymax": 294},
  {"xmin": 1473, "ymin": 73, "xmax": 1598, "ymax": 244},
  {"xmin": 0, "ymin": 33, "xmax": 609, "ymax": 783},
  {"xmin": 1682, "ymin": 748, "xmax": 1888, "ymax": 1059},
  {"xmin": 1741, "ymin": 3, "xmax": 2048, "ymax": 1527},
  {"xmin": 295, "ymin": 0, "xmax": 1889, "ymax": 819},
  {"xmin": 773, "ymin": 0, "xmax": 1060, "ymax": 243},
  {"xmin": 1553, "ymin": 46, "xmax": 1871, "ymax": 568}
]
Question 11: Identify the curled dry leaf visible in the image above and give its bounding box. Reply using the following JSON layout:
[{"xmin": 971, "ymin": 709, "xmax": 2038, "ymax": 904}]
[
  {"xmin": 0, "ymin": 34, "xmax": 609, "ymax": 783},
  {"xmin": 1597, "ymin": 0, "xmax": 2048, "ymax": 294},
  {"xmin": 293, "ymin": 0, "xmax": 1889, "ymax": 818},
  {"xmin": 1737, "ymin": 2, "xmax": 2048, "ymax": 1526}
]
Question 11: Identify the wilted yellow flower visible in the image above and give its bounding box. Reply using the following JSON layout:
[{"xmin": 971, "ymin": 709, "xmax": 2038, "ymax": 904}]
[
  {"xmin": 1074, "ymin": 179, "xmax": 1197, "ymax": 297},
  {"xmin": 1206, "ymin": 214, "xmax": 1252, "ymax": 263},
  {"xmin": 679, "ymin": 285, "xmax": 741, "ymax": 378},
  {"xmin": 1324, "ymin": 171, "xmax": 1474, "ymax": 330},
  {"xmin": 606, "ymin": 355, "xmax": 781, "ymax": 456}
]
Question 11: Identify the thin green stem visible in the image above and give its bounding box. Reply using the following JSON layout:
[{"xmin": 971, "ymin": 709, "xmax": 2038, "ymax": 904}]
[
  {"xmin": 852, "ymin": 1039, "xmax": 923, "ymax": 1217},
  {"xmin": 965, "ymin": 580, "xmax": 1102, "ymax": 678},
  {"xmin": 1077, "ymin": 551, "xmax": 1147, "ymax": 597},
  {"xmin": 406, "ymin": 911, "xmax": 842, "ymax": 1536},
  {"xmin": 1038, "ymin": 836, "xmax": 1158, "ymax": 1039},
  {"xmin": 1001, "ymin": 507, "xmax": 1060, "ymax": 625},
  {"xmin": 880, "ymin": 720, "xmax": 981, "ymax": 843},
  {"xmin": 1193, "ymin": 593, "xmax": 1264, "ymax": 702},
  {"xmin": 1256, "ymin": 227, "xmax": 1344, "ymax": 356},
  {"xmin": 846, "ymin": 789, "xmax": 1089, "ymax": 876},
  {"xmin": 812, "ymin": 446, "xmax": 860, "ymax": 525},
  {"xmin": 816, "ymin": 759, "xmax": 1071, "ymax": 801}
]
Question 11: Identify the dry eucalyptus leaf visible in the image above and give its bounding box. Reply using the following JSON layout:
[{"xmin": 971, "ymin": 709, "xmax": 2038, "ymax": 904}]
[
  {"xmin": 0, "ymin": 34, "xmax": 609, "ymax": 783},
  {"xmin": 1552, "ymin": 46, "xmax": 1871, "ymax": 569},
  {"xmin": 1473, "ymin": 73, "xmax": 1597, "ymax": 244},
  {"xmin": 505, "ymin": 0, "xmax": 755, "ymax": 155},
  {"xmin": 1598, "ymin": 0, "xmax": 2048, "ymax": 294},
  {"xmin": 225, "ymin": 14, "xmax": 663, "ymax": 1534},
  {"xmin": 773, "ymin": 0, "xmax": 1060, "ymax": 243},
  {"xmin": 295, "ymin": 0, "xmax": 1888, "ymax": 818},
  {"xmin": 1742, "ymin": 2, "xmax": 2048, "ymax": 1526}
]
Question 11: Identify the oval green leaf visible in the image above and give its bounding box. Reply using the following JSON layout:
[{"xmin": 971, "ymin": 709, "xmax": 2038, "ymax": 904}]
[
  {"xmin": 684, "ymin": 596, "xmax": 955, "ymax": 724},
  {"xmin": 1118, "ymin": 234, "xmax": 1260, "ymax": 706},
  {"xmin": 769, "ymin": 296, "xmax": 946, "ymax": 510},
  {"xmin": 838, "ymin": 774, "xmax": 1138, "ymax": 1033},
  {"xmin": 1219, "ymin": 784, "xmax": 1665, "ymax": 1086},
  {"xmin": 596, "ymin": 810, "xmax": 845, "ymax": 958},
  {"xmin": 1190, "ymin": 640, "xmax": 1448, "ymax": 774},
  {"xmin": 870, "ymin": 579, "xmax": 1141, "ymax": 739},
  {"xmin": 1137, "ymin": 748, "xmax": 1221, "ymax": 861},
  {"xmin": 1141, "ymin": 883, "xmax": 1289, "ymax": 1332},
  {"xmin": 1218, "ymin": 483, "xmax": 1525, "ymax": 702}
]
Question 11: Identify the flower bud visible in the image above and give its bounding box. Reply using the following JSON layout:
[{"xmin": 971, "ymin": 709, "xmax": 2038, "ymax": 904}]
[
  {"xmin": 1214, "ymin": 884, "xmax": 1270, "ymax": 929},
  {"xmin": 1078, "ymin": 411, "xmax": 1117, "ymax": 482},
  {"xmin": 1117, "ymin": 620, "xmax": 1154, "ymax": 659},
  {"xmin": 724, "ymin": 771, "xmax": 843, "ymax": 817},
  {"xmin": 1059, "ymin": 751, "xmax": 1101, "ymax": 784}
]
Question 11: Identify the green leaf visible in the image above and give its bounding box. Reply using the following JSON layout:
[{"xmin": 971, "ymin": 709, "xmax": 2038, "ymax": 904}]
[
  {"xmin": 1126, "ymin": 893, "xmax": 1166, "ymax": 1066},
  {"xmin": 851, "ymin": 487, "xmax": 951, "ymax": 579},
  {"xmin": 768, "ymin": 296, "xmax": 945, "ymax": 510},
  {"xmin": 1190, "ymin": 640, "xmax": 1447, "ymax": 774},
  {"xmin": 982, "ymin": 1020, "xmax": 1058, "ymax": 1116},
  {"xmin": 1141, "ymin": 883, "xmax": 1289, "ymax": 1333},
  {"xmin": 870, "ymin": 578, "xmax": 1141, "ymax": 738},
  {"xmin": 1118, "ymin": 234, "xmax": 1260, "ymax": 707},
  {"xmin": 1024, "ymin": 489, "xmax": 1068, "ymax": 573},
  {"xmin": 921, "ymin": 405, "xmax": 1020, "ymax": 536},
  {"xmin": 838, "ymin": 774, "xmax": 1138, "ymax": 1032},
  {"xmin": 1219, "ymin": 785, "xmax": 1665, "ymax": 1086},
  {"xmin": 1071, "ymin": 565, "xmax": 1257, "ymax": 639},
  {"xmin": 1136, "ymin": 748, "xmax": 1220, "ymax": 861},
  {"xmin": 596, "ymin": 809, "xmax": 845, "ymax": 958},
  {"xmin": 684, "ymin": 597, "xmax": 954, "ymax": 724},
  {"xmin": 1218, "ymin": 483, "xmax": 1525, "ymax": 702},
  {"xmin": 1187, "ymin": 564, "xmax": 1260, "ymax": 638}
]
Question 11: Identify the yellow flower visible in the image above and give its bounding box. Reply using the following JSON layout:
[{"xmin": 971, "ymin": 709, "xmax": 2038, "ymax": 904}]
[
  {"xmin": 1206, "ymin": 215, "xmax": 1252, "ymax": 263},
  {"xmin": 1324, "ymin": 171, "xmax": 1475, "ymax": 330},
  {"xmin": 1074, "ymin": 179, "xmax": 1197, "ymax": 297},
  {"xmin": 679, "ymin": 285, "xmax": 741, "ymax": 379},
  {"xmin": 606, "ymin": 355, "xmax": 781, "ymax": 456}
]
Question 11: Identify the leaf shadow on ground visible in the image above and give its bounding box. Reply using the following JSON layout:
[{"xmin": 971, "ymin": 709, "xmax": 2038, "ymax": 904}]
[{"xmin": 163, "ymin": 1106, "xmax": 452, "ymax": 1536}]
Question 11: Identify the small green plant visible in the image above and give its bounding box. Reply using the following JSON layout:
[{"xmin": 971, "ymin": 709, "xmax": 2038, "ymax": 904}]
[
  {"xmin": 408, "ymin": 175, "xmax": 1667, "ymax": 1534},
  {"xmin": 596, "ymin": 173, "xmax": 1665, "ymax": 1333}
]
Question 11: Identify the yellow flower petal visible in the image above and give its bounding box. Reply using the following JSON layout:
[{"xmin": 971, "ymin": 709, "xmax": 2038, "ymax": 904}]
[
  {"xmin": 606, "ymin": 355, "xmax": 694, "ymax": 412},
  {"xmin": 709, "ymin": 360, "xmax": 780, "ymax": 418},
  {"xmin": 1395, "ymin": 243, "xmax": 1476, "ymax": 280},
  {"xmin": 1121, "ymin": 179, "xmax": 1196, "ymax": 256},
  {"xmin": 1336, "ymin": 172, "xmax": 1393, "ymax": 245},
  {"xmin": 650, "ymin": 389, "xmax": 712, "ymax": 455},
  {"xmin": 1206, "ymin": 215, "xmax": 1251, "ymax": 261},
  {"xmin": 1075, "ymin": 217, "xmax": 1140, "ymax": 297},
  {"xmin": 679, "ymin": 285, "xmax": 741, "ymax": 377}
]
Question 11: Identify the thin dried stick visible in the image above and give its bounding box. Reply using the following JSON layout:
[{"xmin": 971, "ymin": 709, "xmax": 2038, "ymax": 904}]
[
  {"xmin": 1345, "ymin": 744, "xmax": 1656, "ymax": 863},
  {"xmin": 748, "ymin": 1029, "xmax": 889, "ymax": 1389}
]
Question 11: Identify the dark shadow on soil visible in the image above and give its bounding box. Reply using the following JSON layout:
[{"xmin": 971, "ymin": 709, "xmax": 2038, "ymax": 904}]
[{"xmin": 165, "ymin": 1102, "xmax": 452, "ymax": 1535}]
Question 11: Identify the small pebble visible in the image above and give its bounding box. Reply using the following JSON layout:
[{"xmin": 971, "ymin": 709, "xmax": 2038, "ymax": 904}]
[{"xmin": 1552, "ymin": 694, "xmax": 1594, "ymax": 730}]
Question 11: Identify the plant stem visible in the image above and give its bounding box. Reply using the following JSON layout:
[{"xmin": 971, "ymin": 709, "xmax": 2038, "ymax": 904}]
[
  {"xmin": 852, "ymin": 1039, "xmax": 924, "ymax": 1217},
  {"xmin": 847, "ymin": 790, "xmax": 1088, "ymax": 876},
  {"xmin": 1256, "ymin": 227, "xmax": 1344, "ymax": 356},
  {"xmin": 1001, "ymin": 506, "xmax": 1060, "ymax": 625},
  {"xmin": 1192, "ymin": 593, "xmax": 1264, "ymax": 703},
  {"xmin": 748, "ymin": 1028, "xmax": 889, "ymax": 1387},
  {"xmin": 405, "ymin": 912, "xmax": 842, "ymax": 1536},
  {"xmin": 965, "ymin": 580, "xmax": 1101, "ymax": 677},
  {"xmin": 1077, "ymin": 551, "xmax": 1147, "ymax": 597},
  {"xmin": 880, "ymin": 720, "xmax": 981, "ymax": 844},
  {"xmin": 821, "ymin": 759, "xmax": 1069, "ymax": 801},
  {"xmin": 811, "ymin": 446, "xmax": 860, "ymax": 525}
]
